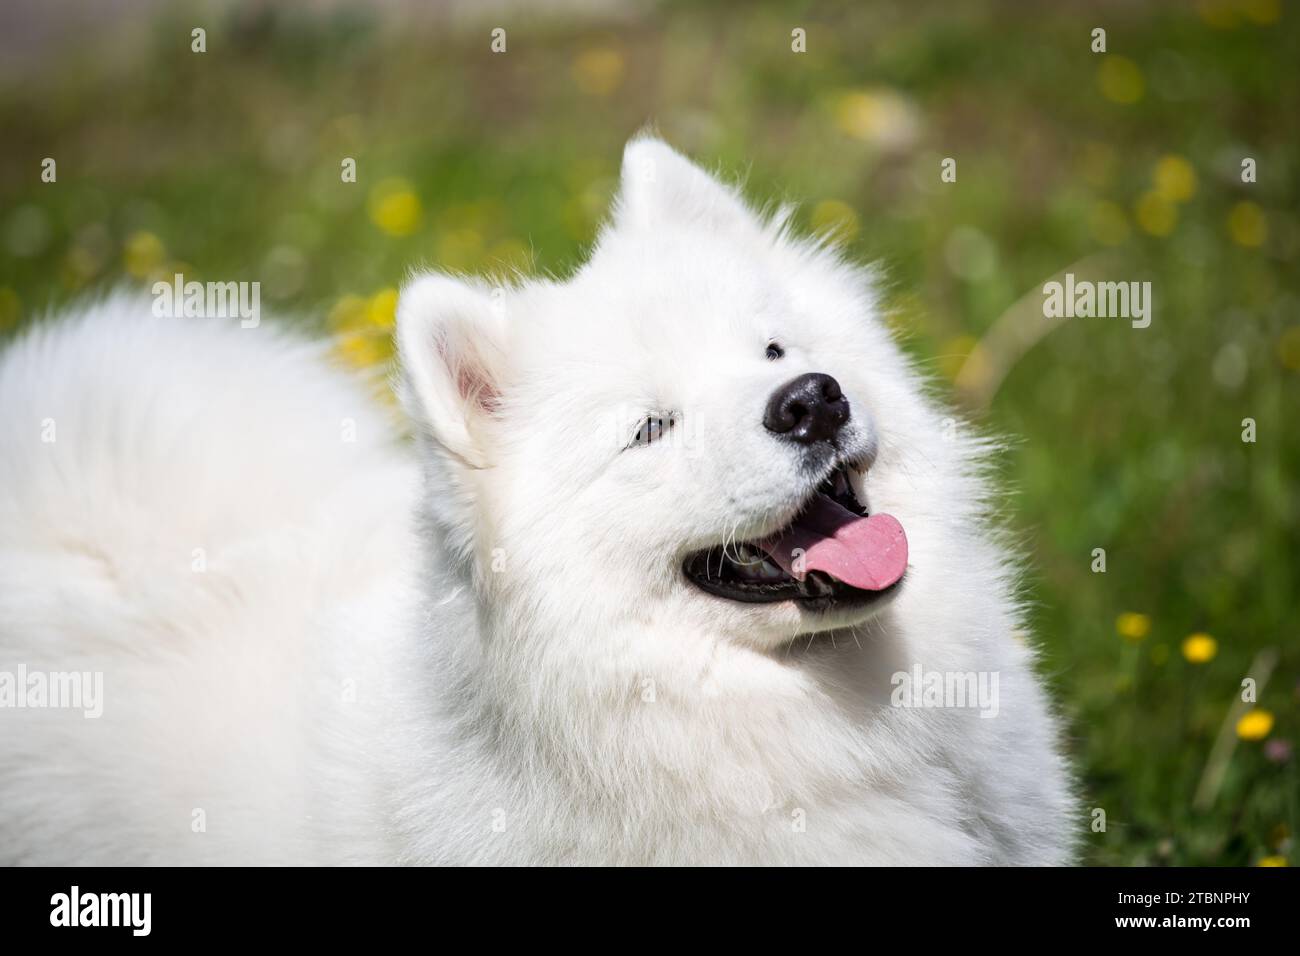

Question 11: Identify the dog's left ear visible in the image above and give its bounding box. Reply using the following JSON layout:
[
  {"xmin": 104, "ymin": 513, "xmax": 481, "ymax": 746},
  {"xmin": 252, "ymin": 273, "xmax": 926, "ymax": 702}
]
[{"xmin": 616, "ymin": 135, "xmax": 758, "ymax": 234}]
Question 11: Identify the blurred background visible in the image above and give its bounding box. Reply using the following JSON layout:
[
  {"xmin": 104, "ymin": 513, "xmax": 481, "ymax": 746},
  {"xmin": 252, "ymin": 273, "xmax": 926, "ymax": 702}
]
[{"xmin": 1, "ymin": 0, "xmax": 1296, "ymax": 865}]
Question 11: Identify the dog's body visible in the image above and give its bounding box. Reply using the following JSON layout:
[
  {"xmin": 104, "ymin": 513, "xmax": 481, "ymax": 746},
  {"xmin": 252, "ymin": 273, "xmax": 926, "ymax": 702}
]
[{"xmin": 0, "ymin": 139, "xmax": 1073, "ymax": 865}]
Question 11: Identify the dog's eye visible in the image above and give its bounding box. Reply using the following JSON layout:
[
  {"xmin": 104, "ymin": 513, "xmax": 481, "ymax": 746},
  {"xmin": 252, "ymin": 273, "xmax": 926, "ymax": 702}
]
[
  {"xmin": 765, "ymin": 342, "xmax": 784, "ymax": 361},
  {"xmin": 629, "ymin": 414, "xmax": 673, "ymax": 449}
]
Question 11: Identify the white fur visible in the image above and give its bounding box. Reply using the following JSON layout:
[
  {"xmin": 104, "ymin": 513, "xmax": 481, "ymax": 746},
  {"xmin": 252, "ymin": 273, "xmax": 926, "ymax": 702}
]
[{"xmin": 0, "ymin": 137, "xmax": 1073, "ymax": 865}]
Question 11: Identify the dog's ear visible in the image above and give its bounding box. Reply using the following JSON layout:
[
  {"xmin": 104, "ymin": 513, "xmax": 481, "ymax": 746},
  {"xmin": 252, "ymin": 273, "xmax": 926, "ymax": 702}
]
[
  {"xmin": 616, "ymin": 135, "xmax": 757, "ymax": 234},
  {"xmin": 397, "ymin": 273, "xmax": 509, "ymax": 469}
]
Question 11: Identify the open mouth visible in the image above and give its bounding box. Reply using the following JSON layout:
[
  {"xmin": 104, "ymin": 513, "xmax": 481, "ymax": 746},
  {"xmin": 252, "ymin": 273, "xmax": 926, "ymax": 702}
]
[{"xmin": 682, "ymin": 461, "xmax": 908, "ymax": 609}]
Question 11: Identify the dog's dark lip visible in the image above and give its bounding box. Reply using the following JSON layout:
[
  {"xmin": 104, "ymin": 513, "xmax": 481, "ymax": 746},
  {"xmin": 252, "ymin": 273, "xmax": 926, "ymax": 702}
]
[
  {"xmin": 681, "ymin": 456, "xmax": 901, "ymax": 609},
  {"xmin": 684, "ymin": 556, "xmax": 904, "ymax": 608}
]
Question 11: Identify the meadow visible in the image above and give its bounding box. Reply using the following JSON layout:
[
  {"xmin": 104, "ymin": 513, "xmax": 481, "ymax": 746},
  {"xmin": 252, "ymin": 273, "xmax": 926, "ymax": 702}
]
[{"xmin": 1, "ymin": 0, "xmax": 1295, "ymax": 865}]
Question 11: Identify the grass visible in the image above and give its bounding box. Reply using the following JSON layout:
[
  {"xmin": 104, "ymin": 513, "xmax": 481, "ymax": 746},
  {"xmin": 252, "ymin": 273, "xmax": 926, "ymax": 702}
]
[{"xmin": 1, "ymin": 0, "xmax": 1296, "ymax": 865}]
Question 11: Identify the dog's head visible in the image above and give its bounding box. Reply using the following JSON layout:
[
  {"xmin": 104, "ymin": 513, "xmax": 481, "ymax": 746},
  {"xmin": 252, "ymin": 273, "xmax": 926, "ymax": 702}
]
[{"xmin": 398, "ymin": 136, "xmax": 948, "ymax": 651}]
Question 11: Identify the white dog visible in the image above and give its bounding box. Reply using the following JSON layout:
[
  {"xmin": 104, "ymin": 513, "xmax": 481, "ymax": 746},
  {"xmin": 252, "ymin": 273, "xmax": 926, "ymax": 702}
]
[{"xmin": 0, "ymin": 137, "xmax": 1073, "ymax": 865}]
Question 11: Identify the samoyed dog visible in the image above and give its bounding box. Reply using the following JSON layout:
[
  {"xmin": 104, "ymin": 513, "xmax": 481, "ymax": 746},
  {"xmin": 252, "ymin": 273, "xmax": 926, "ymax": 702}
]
[{"xmin": 0, "ymin": 137, "xmax": 1073, "ymax": 865}]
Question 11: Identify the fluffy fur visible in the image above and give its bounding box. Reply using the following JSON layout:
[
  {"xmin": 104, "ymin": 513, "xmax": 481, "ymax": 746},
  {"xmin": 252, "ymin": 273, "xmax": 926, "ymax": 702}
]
[{"xmin": 0, "ymin": 137, "xmax": 1074, "ymax": 865}]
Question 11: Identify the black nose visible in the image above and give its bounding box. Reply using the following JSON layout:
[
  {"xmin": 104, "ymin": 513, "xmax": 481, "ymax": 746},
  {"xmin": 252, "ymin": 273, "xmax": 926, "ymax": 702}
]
[{"xmin": 763, "ymin": 373, "xmax": 850, "ymax": 444}]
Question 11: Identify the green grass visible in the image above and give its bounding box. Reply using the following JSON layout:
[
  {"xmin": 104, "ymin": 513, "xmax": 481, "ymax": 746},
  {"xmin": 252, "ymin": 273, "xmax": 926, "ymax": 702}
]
[{"xmin": 1, "ymin": 0, "xmax": 1296, "ymax": 865}]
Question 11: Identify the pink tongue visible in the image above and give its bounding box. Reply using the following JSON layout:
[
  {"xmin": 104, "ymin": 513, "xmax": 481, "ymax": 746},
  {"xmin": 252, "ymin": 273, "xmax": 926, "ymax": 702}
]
[{"xmin": 760, "ymin": 495, "xmax": 908, "ymax": 591}]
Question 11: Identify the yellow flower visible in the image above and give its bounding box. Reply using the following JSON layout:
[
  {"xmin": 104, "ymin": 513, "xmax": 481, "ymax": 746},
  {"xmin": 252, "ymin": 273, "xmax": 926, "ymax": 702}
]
[
  {"xmin": 1227, "ymin": 201, "xmax": 1267, "ymax": 247},
  {"xmin": 366, "ymin": 288, "xmax": 399, "ymax": 328},
  {"xmin": 1257, "ymin": 855, "xmax": 1288, "ymax": 867},
  {"xmin": 939, "ymin": 335, "xmax": 977, "ymax": 382},
  {"xmin": 1241, "ymin": 0, "xmax": 1281, "ymax": 25},
  {"xmin": 1153, "ymin": 155, "xmax": 1197, "ymax": 203},
  {"xmin": 1116, "ymin": 612, "xmax": 1151, "ymax": 642},
  {"xmin": 327, "ymin": 294, "xmax": 368, "ymax": 333},
  {"xmin": 333, "ymin": 330, "xmax": 390, "ymax": 369},
  {"xmin": 1277, "ymin": 326, "xmax": 1300, "ymax": 371},
  {"xmin": 1097, "ymin": 56, "xmax": 1144, "ymax": 104},
  {"xmin": 156, "ymin": 260, "xmax": 194, "ymax": 288},
  {"xmin": 1181, "ymin": 633, "xmax": 1217, "ymax": 664},
  {"xmin": 571, "ymin": 48, "xmax": 625, "ymax": 97},
  {"xmin": 124, "ymin": 231, "xmax": 165, "ymax": 278},
  {"xmin": 368, "ymin": 178, "xmax": 423, "ymax": 237},
  {"xmin": 0, "ymin": 287, "xmax": 21, "ymax": 331},
  {"xmin": 833, "ymin": 89, "xmax": 920, "ymax": 149},
  {"xmin": 1236, "ymin": 709, "xmax": 1275, "ymax": 741},
  {"xmin": 811, "ymin": 200, "xmax": 859, "ymax": 243},
  {"xmin": 1135, "ymin": 192, "xmax": 1177, "ymax": 237},
  {"xmin": 435, "ymin": 228, "xmax": 484, "ymax": 271},
  {"xmin": 1197, "ymin": 0, "xmax": 1239, "ymax": 28}
]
